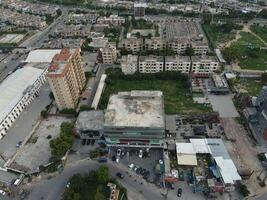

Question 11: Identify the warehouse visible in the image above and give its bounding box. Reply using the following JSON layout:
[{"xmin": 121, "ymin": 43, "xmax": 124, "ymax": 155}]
[
  {"xmin": 104, "ymin": 90, "xmax": 165, "ymax": 147},
  {"xmin": 0, "ymin": 66, "xmax": 46, "ymax": 138}
]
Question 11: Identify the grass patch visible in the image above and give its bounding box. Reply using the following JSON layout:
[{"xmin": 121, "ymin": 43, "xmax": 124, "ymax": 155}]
[
  {"xmin": 223, "ymin": 32, "xmax": 267, "ymax": 70},
  {"xmin": 250, "ymin": 25, "xmax": 267, "ymax": 43},
  {"xmin": 229, "ymin": 77, "xmax": 264, "ymax": 96},
  {"xmin": 99, "ymin": 69, "xmax": 211, "ymax": 115},
  {"xmin": 202, "ymin": 23, "xmax": 239, "ymax": 48}
]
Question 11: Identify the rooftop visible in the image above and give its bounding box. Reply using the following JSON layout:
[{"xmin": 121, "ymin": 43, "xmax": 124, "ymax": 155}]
[
  {"xmin": 191, "ymin": 55, "xmax": 218, "ymax": 62},
  {"xmin": 139, "ymin": 55, "xmax": 164, "ymax": 62},
  {"xmin": 104, "ymin": 91, "xmax": 165, "ymax": 128},
  {"xmin": 25, "ymin": 49, "xmax": 61, "ymax": 63},
  {"xmin": 165, "ymin": 55, "xmax": 191, "ymax": 63},
  {"xmin": 0, "ymin": 66, "xmax": 45, "ymax": 124},
  {"xmin": 75, "ymin": 110, "xmax": 104, "ymax": 131}
]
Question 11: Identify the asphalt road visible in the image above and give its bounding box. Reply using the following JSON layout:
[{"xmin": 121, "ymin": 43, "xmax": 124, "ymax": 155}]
[{"xmin": 23, "ymin": 159, "xmax": 168, "ymax": 200}]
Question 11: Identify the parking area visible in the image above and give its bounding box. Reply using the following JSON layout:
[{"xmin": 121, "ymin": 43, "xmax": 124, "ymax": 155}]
[
  {"xmin": 110, "ymin": 147, "xmax": 164, "ymax": 184},
  {"xmin": 10, "ymin": 116, "xmax": 73, "ymax": 172}
]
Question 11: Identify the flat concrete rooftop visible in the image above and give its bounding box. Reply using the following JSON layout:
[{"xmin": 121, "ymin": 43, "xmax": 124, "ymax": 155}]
[
  {"xmin": 104, "ymin": 91, "xmax": 165, "ymax": 128},
  {"xmin": 75, "ymin": 110, "xmax": 104, "ymax": 131}
]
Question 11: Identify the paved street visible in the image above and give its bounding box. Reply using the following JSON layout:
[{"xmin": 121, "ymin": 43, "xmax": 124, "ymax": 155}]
[{"xmin": 21, "ymin": 158, "xmax": 206, "ymax": 200}]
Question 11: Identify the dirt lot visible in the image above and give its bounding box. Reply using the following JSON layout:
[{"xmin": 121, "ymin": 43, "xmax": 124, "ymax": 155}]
[
  {"xmin": 10, "ymin": 116, "xmax": 73, "ymax": 172},
  {"xmin": 220, "ymin": 117, "xmax": 267, "ymax": 195}
]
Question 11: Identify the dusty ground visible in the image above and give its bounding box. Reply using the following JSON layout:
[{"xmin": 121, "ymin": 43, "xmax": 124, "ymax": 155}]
[
  {"xmin": 11, "ymin": 116, "xmax": 73, "ymax": 172},
  {"xmin": 220, "ymin": 118, "xmax": 267, "ymax": 196}
]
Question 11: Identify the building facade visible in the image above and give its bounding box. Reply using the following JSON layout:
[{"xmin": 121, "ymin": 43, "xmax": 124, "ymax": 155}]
[
  {"xmin": 191, "ymin": 56, "xmax": 219, "ymax": 77},
  {"xmin": 144, "ymin": 37, "xmax": 164, "ymax": 50},
  {"xmin": 97, "ymin": 15, "xmax": 125, "ymax": 26},
  {"xmin": 100, "ymin": 44, "xmax": 117, "ymax": 64},
  {"xmin": 0, "ymin": 66, "xmax": 46, "ymax": 138},
  {"xmin": 46, "ymin": 48, "xmax": 86, "ymax": 110},
  {"xmin": 121, "ymin": 54, "xmax": 138, "ymax": 75},
  {"xmin": 139, "ymin": 55, "xmax": 164, "ymax": 73},
  {"xmin": 104, "ymin": 91, "xmax": 165, "ymax": 148},
  {"xmin": 119, "ymin": 37, "xmax": 143, "ymax": 53},
  {"xmin": 165, "ymin": 55, "xmax": 191, "ymax": 73}
]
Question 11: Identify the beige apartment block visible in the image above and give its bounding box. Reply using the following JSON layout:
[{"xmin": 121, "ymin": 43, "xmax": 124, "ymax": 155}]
[
  {"xmin": 46, "ymin": 48, "xmax": 86, "ymax": 110},
  {"xmin": 121, "ymin": 54, "xmax": 138, "ymax": 75},
  {"xmin": 145, "ymin": 37, "xmax": 164, "ymax": 50},
  {"xmin": 191, "ymin": 56, "xmax": 220, "ymax": 77},
  {"xmin": 100, "ymin": 44, "xmax": 117, "ymax": 64},
  {"xmin": 139, "ymin": 55, "xmax": 164, "ymax": 73},
  {"xmin": 165, "ymin": 55, "xmax": 191, "ymax": 73}
]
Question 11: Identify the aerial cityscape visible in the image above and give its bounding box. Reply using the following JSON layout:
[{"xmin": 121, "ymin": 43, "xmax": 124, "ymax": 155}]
[{"xmin": 0, "ymin": 0, "xmax": 267, "ymax": 199}]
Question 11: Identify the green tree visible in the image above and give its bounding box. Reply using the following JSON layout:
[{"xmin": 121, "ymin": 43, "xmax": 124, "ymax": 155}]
[
  {"xmin": 185, "ymin": 47, "xmax": 195, "ymax": 56},
  {"xmin": 239, "ymin": 183, "xmax": 250, "ymax": 197},
  {"xmin": 40, "ymin": 110, "xmax": 48, "ymax": 118},
  {"xmin": 96, "ymin": 166, "xmax": 109, "ymax": 184},
  {"xmin": 94, "ymin": 186, "xmax": 105, "ymax": 200}
]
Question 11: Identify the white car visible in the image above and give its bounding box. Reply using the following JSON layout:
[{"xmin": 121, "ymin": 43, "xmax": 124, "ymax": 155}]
[
  {"xmin": 128, "ymin": 163, "xmax": 134, "ymax": 170},
  {"xmin": 138, "ymin": 149, "xmax": 143, "ymax": 158},
  {"xmin": 117, "ymin": 149, "xmax": 121, "ymax": 157},
  {"xmin": 159, "ymin": 159, "xmax": 163, "ymax": 164},
  {"xmin": 0, "ymin": 190, "xmax": 6, "ymax": 195}
]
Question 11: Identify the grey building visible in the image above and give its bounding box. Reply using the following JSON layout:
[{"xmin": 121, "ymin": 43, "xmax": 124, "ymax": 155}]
[
  {"xmin": 75, "ymin": 110, "xmax": 104, "ymax": 139},
  {"xmin": 103, "ymin": 91, "xmax": 165, "ymax": 148}
]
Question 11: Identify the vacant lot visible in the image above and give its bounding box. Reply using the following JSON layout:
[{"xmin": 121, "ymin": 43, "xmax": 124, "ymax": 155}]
[
  {"xmin": 11, "ymin": 116, "xmax": 73, "ymax": 172},
  {"xmin": 99, "ymin": 70, "xmax": 211, "ymax": 115},
  {"xmin": 230, "ymin": 78, "xmax": 264, "ymax": 96},
  {"xmin": 251, "ymin": 25, "xmax": 267, "ymax": 43},
  {"xmin": 227, "ymin": 32, "xmax": 267, "ymax": 70}
]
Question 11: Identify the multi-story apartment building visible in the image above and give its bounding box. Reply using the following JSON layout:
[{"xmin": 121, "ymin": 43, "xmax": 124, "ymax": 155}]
[
  {"xmin": 165, "ymin": 55, "xmax": 191, "ymax": 74},
  {"xmin": 139, "ymin": 55, "xmax": 164, "ymax": 73},
  {"xmin": 121, "ymin": 54, "xmax": 138, "ymax": 75},
  {"xmin": 134, "ymin": 3, "xmax": 147, "ymax": 18},
  {"xmin": 191, "ymin": 56, "xmax": 220, "ymax": 77},
  {"xmin": 46, "ymin": 48, "xmax": 86, "ymax": 110},
  {"xmin": 163, "ymin": 20, "xmax": 209, "ymax": 55},
  {"xmin": 119, "ymin": 37, "xmax": 143, "ymax": 53},
  {"xmin": 144, "ymin": 37, "xmax": 164, "ymax": 50},
  {"xmin": 100, "ymin": 44, "xmax": 117, "ymax": 64},
  {"xmin": 97, "ymin": 15, "xmax": 125, "ymax": 26}
]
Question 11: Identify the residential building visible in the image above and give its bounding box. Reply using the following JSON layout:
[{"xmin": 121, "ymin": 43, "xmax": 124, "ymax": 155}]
[
  {"xmin": 162, "ymin": 20, "xmax": 209, "ymax": 55},
  {"xmin": 97, "ymin": 15, "xmax": 125, "ymax": 26},
  {"xmin": 0, "ymin": 66, "xmax": 46, "ymax": 138},
  {"xmin": 119, "ymin": 37, "xmax": 143, "ymax": 53},
  {"xmin": 134, "ymin": 3, "xmax": 147, "ymax": 18},
  {"xmin": 191, "ymin": 56, "xmax": 219, "ymax": 77},
  {"xmin": 139, "ymin": 55, "xmax": 164, "ymax": 73},
  {"xmin": 165, "ymin": 55, "xmax": 191, "ymax": 73},
  {"xmin": 144, "ymin": 37, "xmax": 164, "ymax": 50},
  {"xmin": 121, "ymin": 54, "xmax": 138, "ymax": 75},
  {"xmin": 104, "ymin": 91, "xmax": 165, "ymax": 147},
  {"xmin": 46, "ymin": 48, "xmax": 86, "ymax": 110},
  {"xmin": 100, "ymin": 44, "xmax": 117, "ymax": 64}
]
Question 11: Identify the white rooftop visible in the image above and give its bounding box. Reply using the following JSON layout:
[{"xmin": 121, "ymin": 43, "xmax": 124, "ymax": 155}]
[
  {"xmin": 104, "ymin": 91, "xmax": 164, "ymax": 128},
  {"xmin": 0, "ymin": 67, "xmax": 44, "ymax": 124},
  {"xmin": 176, "ymin": 143, "xmax": 195, "ymax": 154},
  {"xmin": 25, "ymin": 49, "xmax": 61, "ymax": 63},
  {"xmin": 214, "ymin": 157, "xmax": 241, "ymax": 184}
]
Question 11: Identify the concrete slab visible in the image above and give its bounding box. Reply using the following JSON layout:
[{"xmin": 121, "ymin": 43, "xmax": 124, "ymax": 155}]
[{"xmin": 208, "ymin": 94, "xmax": 239, "ymax": 118}]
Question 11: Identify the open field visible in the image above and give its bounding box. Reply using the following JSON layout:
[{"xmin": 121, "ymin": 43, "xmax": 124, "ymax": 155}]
[
  {"xmin": 229, "ymin": 77, "xmax": 265, "ymax": 96},
  {"xmin": 202, "ymin": 23, "xmax": 237, "ymax": 48},
  {"xmin": 251, "ymin": 25, "xmax": 267, "ymax": 43},
  {"xmin": 226, "ymin": 32, "xmax": 267, "ymax": 70},
  {"xmin": 99, "ymin": 70, "xmax": 211, "ymax": 115}
]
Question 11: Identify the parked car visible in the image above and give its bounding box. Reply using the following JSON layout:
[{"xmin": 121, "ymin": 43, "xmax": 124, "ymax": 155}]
[
  {"xmin": 82, "ymin": 139, "xmax": 86, "ymax": 145},
  {"xmin": 111, "ymin": 155, "xmax": 116, "ymax": 161},
  {"xmin": 16, "ymin": 141, "xmax": 23, "ymax": 148},
  {"xmin": 98, "ymin": 157, "xmax": 107, "ymax": 163},
  {"xmin": 0, "ymin": 190, "xmax": 6, "ymax": 195},
  {"xmin": 177, "ymin": 188, "xmax": 182, "ymax": 197},
  {"xmin": 128, "ymin": 163, "xmax": 134, "ymax": 170},
  {"xmin": 138, "ymin": 149, "xmax": 143, "ymax": 158},
  {"xmin": 117, "ymin": 149, "xmax": 121, "ymax": 157},
  {"xmin": 116, "ymin": 172, "xmax": 124, "ymax": 179}
]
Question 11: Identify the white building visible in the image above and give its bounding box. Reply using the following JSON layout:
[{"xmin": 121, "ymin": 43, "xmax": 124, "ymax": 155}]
[
  {"xmin": 100, "ymin": 44, "xmax": 117, "ymax": 64},
  {"xmin": 144, "ymin": 37, "xmax": 163, "ymax": 50},
  {"xmin": 119, "ymin": 37, "xmax": 143, "ymax": 53},
  {"xmin": 97, "ymin": 15, "xmax": 125, "ymax": 26},
  {"xmin": 139, "ymin": 55, "xmax": 164, "ymax": 73},
  {"xmin": 121, "ymin": 54, "xmax": 138, "ymax": 75},
  {"xmin": 0, "ymin": 66, "xmax": 46, "ymax": 138},
  {"xmin": 191, "ymin": 56, "xmax": 220, "ymax": 77},
  {"xmin": 165, "ymin": 55, "xmax": 191, "ymax": 73}
]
